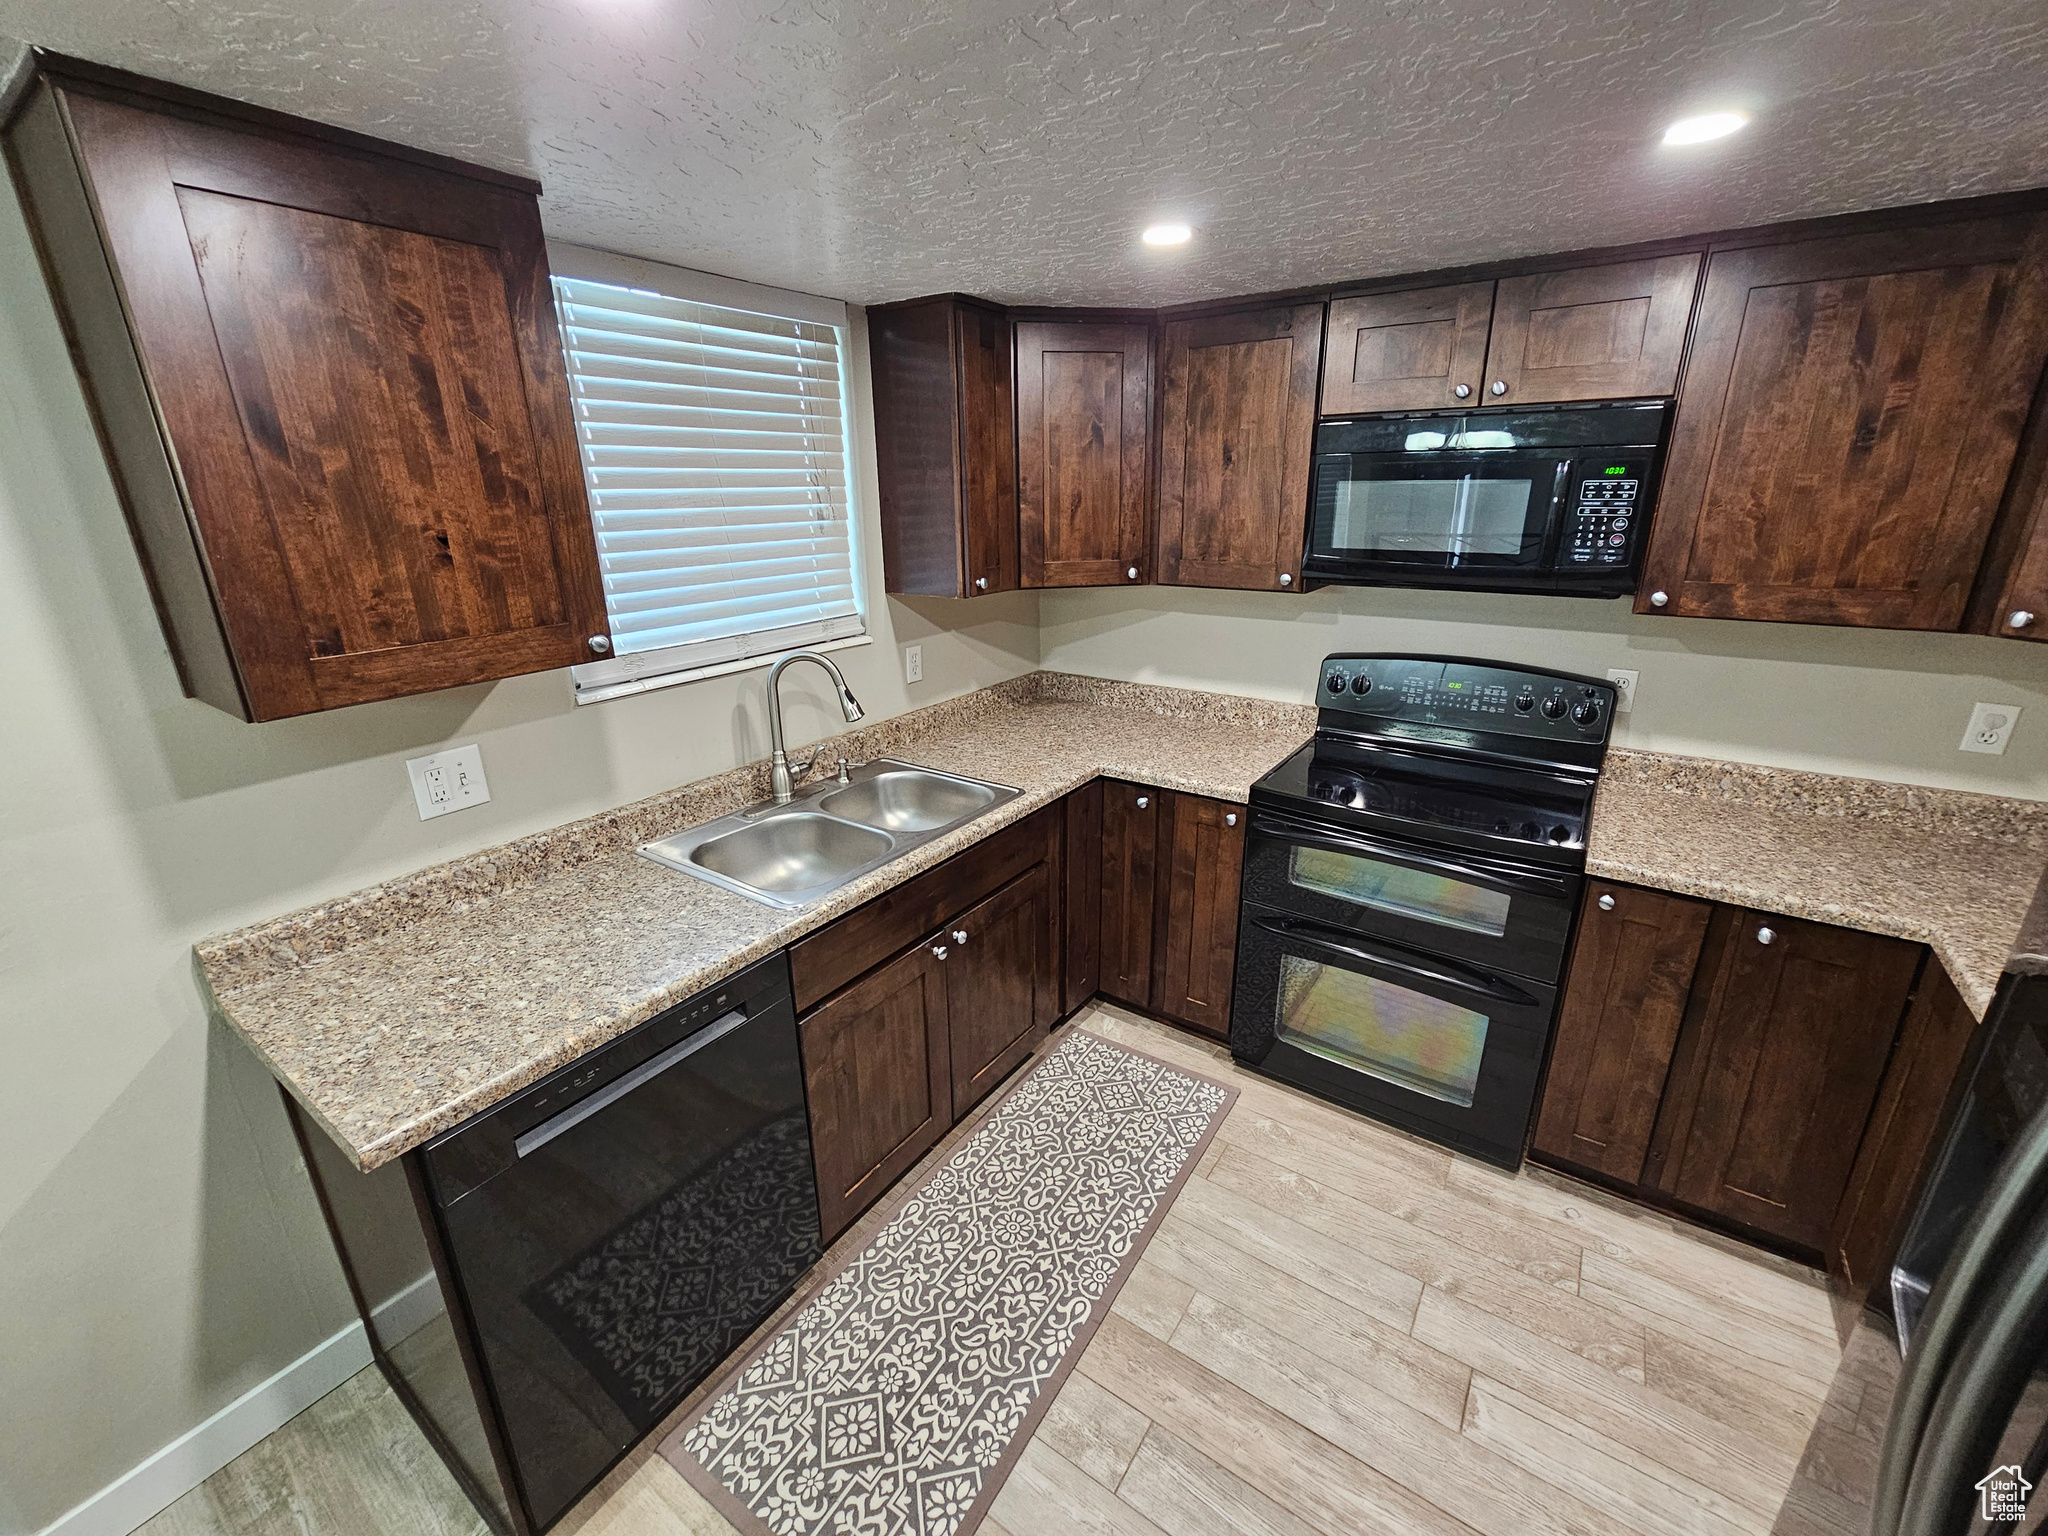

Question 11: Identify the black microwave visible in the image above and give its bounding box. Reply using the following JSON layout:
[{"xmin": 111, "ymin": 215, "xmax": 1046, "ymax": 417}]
[{"xmin": 1300, "ymin": 400, "xmax": 1672, "ymax": 597}]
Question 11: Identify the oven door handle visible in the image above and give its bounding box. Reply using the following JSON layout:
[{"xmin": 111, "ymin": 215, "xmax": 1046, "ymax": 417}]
[
  {"xmin": 1251, "ymin": 911, "xmax": 1540, "ymax": 1007},
  {"xmin": 1250, "ymin": 812, "xmax": 1572, "ymax": 898}
]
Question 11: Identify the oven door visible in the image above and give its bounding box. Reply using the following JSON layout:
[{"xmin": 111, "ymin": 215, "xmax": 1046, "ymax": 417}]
[
  {"xmin": 1242, "ymin": 811, "xmax": 1577, "ymax": 983},
  {"xmin": 1305, "ymin": 450, "xmax": 1566, "ymax": 577},
  {"xmin": 1230, "ymin": 905, "xmax": 1557, "ymax": 1168}
]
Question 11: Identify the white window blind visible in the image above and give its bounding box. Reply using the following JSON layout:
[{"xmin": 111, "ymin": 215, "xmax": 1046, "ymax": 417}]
[{"xmin": 550, "ymin": 246, "xmax": 864, "ymax": 703}]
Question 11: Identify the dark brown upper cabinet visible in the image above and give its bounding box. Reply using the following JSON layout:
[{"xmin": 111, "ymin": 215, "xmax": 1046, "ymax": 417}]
[
  {"xmin": 868, "ymin": 294, "xmax": 1018, "ymax": 599},
  {"xmin": 5, "ymin": 56, "xmax": 610, "ymax": 721},
  {"xmin": 1322, "ymin": 257, "xmax": 1700, "ymax": 417},
  {"xmin": 1322, "ymin": 281, "xmax": 1495, "ymax": 414},
  {"xmin": 1483, "ymin": 254, "xmax": 1701, "ymax": 404},
  {"xmin": 1156, "ymin": 304, "xmax": 1323, "ymax": 591},
  {"xmin": 1639, "ymin": 213, "xmax": 2048, "ymax": 630},
  {"xmin": 1015, "ymin": 320, "xmax": 1153, "ymax": 587}
]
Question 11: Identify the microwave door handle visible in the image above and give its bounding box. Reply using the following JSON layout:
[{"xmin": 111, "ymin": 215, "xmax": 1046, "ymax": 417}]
[
  {"xmin": 513, "ymin": 1008, "xmax": 751, "ymax": 1159},
  {"xmin": 1250, "ymin": 813, "xmax": 1571, "ymax": 898},
  {"xmin": 1252, "ymin": 912, "xmax": 1538, "ymax": 1007}
]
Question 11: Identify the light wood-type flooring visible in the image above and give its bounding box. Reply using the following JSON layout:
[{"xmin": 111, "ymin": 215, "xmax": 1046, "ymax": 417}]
[{"xmin": 140, "ymin": 1005, "xmax": 1893, "ymax": 1536}]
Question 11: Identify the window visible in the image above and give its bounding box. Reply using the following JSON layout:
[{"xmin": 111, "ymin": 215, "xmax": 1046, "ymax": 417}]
[{"xmin": 548, "ymin": 244, "xmax": 864, "ymax": 703}]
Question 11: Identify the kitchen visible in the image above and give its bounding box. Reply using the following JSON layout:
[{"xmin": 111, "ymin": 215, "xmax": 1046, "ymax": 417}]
[{"xmin": 2, "ymin": 7, "xmax": 2047, "ymax": 1536}]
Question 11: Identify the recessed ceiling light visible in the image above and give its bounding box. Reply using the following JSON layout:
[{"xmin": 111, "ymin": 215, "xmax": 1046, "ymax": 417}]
[
  {"xmin": 1141, "ymin": 222, "xmax": 1193, "ymax": 247},
  {"xmin": 1662, "ymin": 111, "xmax": 1749, "ymax": 146}
]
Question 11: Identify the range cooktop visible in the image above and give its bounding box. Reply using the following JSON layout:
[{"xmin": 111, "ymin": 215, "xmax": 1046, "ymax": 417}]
[{"xmin": 1251, "ymin": 655, "xmax": 1618, "ymax": 866}]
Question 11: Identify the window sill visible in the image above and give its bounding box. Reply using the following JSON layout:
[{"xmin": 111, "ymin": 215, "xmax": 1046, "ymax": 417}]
[{"xmin": 571, "ymin": 635, "xmax": 873, "ymax": 706}]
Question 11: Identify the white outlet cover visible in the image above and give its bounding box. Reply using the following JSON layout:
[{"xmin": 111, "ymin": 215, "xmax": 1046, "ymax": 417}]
[
  {"xmin": 1961, "ymin": 702, "xmax": 2023, "ymax": 756},
  {"xmin": 904, "ymin": 644, "xmax": 923, "ymax": 684},
  {"xmin": 407, "ymin": 744, "xmax": 492, "ymax": 819},
  {"xmin": 1605, "ymin": 668, "xmax": 1640, "ymax": 714}
]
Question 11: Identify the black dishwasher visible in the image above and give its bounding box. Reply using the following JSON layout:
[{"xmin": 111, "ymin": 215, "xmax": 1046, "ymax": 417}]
[{"xmin": 419, "ymin": 953, "xmax": 821, "ymax": 1533}]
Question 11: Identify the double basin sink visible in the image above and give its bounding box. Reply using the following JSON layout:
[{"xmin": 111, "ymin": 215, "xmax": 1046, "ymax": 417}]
[{"xmin": 638, "ymin": 759, "xmax": 1022, "ymax": 908}]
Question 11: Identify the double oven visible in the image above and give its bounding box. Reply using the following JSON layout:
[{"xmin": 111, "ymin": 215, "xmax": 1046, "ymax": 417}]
[{"xmin": 1230, "ymin": 656, "xmax": 1615, "ymax": 1169}]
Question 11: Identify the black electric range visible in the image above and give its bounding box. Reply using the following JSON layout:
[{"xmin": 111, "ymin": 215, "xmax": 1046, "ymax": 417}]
[{"xmin": 1230, "ymin": 654, "xmax": 1617, "ymax": 1168}]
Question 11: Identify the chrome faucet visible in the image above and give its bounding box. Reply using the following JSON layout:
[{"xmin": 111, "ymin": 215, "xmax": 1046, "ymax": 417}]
[{"xmin": 767, "ymin": 651, "xmax": 866, "ymax": 803}]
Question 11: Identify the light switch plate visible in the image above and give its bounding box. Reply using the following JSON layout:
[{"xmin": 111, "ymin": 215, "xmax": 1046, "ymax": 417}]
[
  {"xmin": 1605, "ymin": 668, "xmax": 1640, "ymax": 714},
  {"xmin": 1961, "ymin": 702, "xmax": 2023, "ymax": 756},
  {"xmin": 904, "ymin": 644, "xmax": 923, "ymax": 684},
  {"xmin": 407, "ymin": 744, "xmax": 492, "ymax": 819}
]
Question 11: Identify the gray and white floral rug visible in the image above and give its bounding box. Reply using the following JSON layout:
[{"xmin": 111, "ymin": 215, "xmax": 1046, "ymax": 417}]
[{"xmin": 661, "ymin": 1026, "xmax": 1234, "ymax": 1536}]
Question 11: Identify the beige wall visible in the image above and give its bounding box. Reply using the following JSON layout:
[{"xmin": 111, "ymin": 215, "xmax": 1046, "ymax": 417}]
[
  {"xmin": 1040, "ymin": 584, "xmax": 2048, "ymax": 799},
  {"xmin": 0, "ymin": 172, "xmax": 1037, "ymax": 1534}
]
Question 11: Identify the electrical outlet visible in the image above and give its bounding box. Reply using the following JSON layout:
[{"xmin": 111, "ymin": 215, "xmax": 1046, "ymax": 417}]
[
  {"xmin": 904, "ymin": 644, "xmax": 923, "ymax": 684},
  {"xmin": 1605, "ymin": 668, "xmax": 1640, "ymax": 714},
  {"xmin": 407, "ymin": 744, "xmax": 492, "ymax": 819},
  {"xmin": 1961, "ymin": 703, "xmax": 2023, "ymax": 756}
]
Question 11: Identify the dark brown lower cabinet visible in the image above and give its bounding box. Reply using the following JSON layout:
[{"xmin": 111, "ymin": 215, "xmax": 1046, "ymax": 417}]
[
  {"xmin": 799, "ymin": 944, "xmax": 953, "ymax": 1244},
  {"xmin": 1098, "ymin": 783, "xmax": 1247, "ymax": 1039},
  {"xmin": 947, "ymin": 864, "xmax": 1060, "ymax": 1114},
  {"xmin": 1532, "ymin": 881, "xmax": 1712, "ymax": 1183},
  {"xmin": 1100, "ymin": 782, "xmax": 1161, "ymax": 1007},
  {"xmin": 1536, "ymin": 879, "xmax": 1952, "ymax": 1273}
]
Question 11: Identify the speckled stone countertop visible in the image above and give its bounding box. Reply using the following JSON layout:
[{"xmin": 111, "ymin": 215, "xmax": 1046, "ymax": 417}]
[
  {"xmin": 200, "ymin": 672, "xmax": 2047, "ymax": 1171},
  {"xmin": 1589, "ymin": 749, "xmax": 2048, "ymax": 1019},
  {"xmin": 198, "ymin": 673, "xmax": 1316, "ymax": 1170}
]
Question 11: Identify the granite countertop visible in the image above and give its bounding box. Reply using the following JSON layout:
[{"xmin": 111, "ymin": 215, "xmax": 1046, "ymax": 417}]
[
  {"xmin": 1588, "ymin": 751, "xmax": 2048, "ymax": 1018},
  {"xmin": 199, "ymin": 674, "xmax": 1316, "ymax": 1171},
  {"xmin": 199, "ymin": 671, "xmax": 2048, "ymax": 1173}
]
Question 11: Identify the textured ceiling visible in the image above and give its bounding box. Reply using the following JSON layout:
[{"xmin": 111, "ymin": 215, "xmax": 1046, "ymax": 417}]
[{"xmin": 1, "ymin": 0, "xmax": 2043, "ymax": 307}]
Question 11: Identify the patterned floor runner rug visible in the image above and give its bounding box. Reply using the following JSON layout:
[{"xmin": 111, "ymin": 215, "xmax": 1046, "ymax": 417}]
[{"xmin": 660, "ymin": 1026, "xmax": 1235, "ymax": 1536}]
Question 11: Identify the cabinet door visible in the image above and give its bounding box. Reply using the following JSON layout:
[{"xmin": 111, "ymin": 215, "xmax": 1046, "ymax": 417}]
[
  {"xmin": 1661, "ymin": 912, "xmax": 1923, "ymax": 1251},
  {"xmin": 799, "ymin": 943, "xmax": 953, "ymax": 1243},
  {"xmin": 26, "ymin": 74, "xmax": 609, "ymax": 721},
  {"xmin": 1154, "ymin": 794, "xmax": 1246, "ymax": 1039},
  {"xmin": 1016, "ymin": 321, "xmax": 1152, "ymax": 586},
  {"xmin": 1064, "ymin": 780, "xmax": 1104, "ymax": 1013},
  {"xmin": 1156, "ymin": 305, "xmax": 1324, "ymax": 591},
  {"xmin": 869, "ymin": 295, "xmax": 1017, "ymax": 598},
  {"xmin": 1321, "ymin": 282, "xmax": 1494, "ymax": 415},
  {"xmin": 1484, "ymin": 254, "xmax": 1701, "ymax": 404},
  {"xmin": 1827, "ymin": 967, "xmax": 1980, "ymax": 1309},
  {"xmin": 1100, "ymin": 781, "xmax": 1161, "ymax": 1007},
  {"xmin": 1532, "ymin": 882, "xmax": 1711, "ymax": 1184},
  {"xmin": 945, "ymin": 864, "xmax": 1057, "ymax": 1115},
  {"xmin": 1639, "ymin": 215, "xmax": 2048, "ymax": 629}
]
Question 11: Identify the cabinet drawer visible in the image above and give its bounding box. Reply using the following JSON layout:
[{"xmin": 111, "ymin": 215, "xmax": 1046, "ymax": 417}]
[{"xmin": 789, "ymin": 803, "xmax": 1061, "ymax": 1013}]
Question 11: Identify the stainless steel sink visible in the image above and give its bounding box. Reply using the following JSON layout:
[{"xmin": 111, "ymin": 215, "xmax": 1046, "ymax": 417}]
[
  {"xmin": 638, "ymin": 758, "xmax": 1020, "ymax": 909},
  {"xmin": 688, "ymin": 813, "xmax": 892, "ymax": 895},
  {"xmin": 819, "ymin": 769, "xmax": 998, "ymax": 833}
]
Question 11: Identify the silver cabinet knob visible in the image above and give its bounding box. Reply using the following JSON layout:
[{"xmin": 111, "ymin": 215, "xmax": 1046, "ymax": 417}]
[
  {"xmin": 1225, "ymin": 812, "xmax": 1238, "ymax": 827},
  {"xmin": 1135, "ymin": 795, "xmax": 1149, "ymax": 809},
  {"xmin": 1649, "ymin": 590, "xmax": 1669, "ymax": 608},
  {"xmin": 1127, "ymin": 566, "xmax": 1140, "ymax": 580},
  {"xmin": 1490, "ymin": 380, "xmax": 1508, "ymax": 396},
  {"xmin": 932, "ymin": 944, "xmax": 949, "ymax": 960},
  {"xmin": 975, "ymin": 576, "xmax": 989, "ymax": 591},
  {"xmin": 1453, "ymin": 383, "xmax": 1472, "ymax": 399},
  {"xmin": 1756, "ymin": 926, "xmax": 1776, "ymax": 946},
  {"xmin": 587, "ymin": 634, "xmax": 613, "ymax": 654},
  {"xmin": 952, "ymin": 929, "xmax": 968, "ymax": 944},
  {"xmin": 1597, "ymin": 894, "xmax": 1616, "ymax": 911},
  {"xmin": 1279, "ymin": 573, "xmax": 1293, "ymax": 586},
  {"xmin": 2012, "ymin": 610, "xmax": 2036, "ymax": 630}
]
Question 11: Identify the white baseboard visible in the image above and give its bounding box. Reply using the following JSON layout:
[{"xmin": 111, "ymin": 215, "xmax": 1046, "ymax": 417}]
[{"xmin": 36, "ymin": 1273, "xmax": 440, "ymax": 1536}]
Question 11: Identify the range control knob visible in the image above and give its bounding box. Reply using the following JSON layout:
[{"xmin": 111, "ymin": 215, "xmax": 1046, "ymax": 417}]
[
  {"xmin": 1572, "ymin": 699, "xmax": 1602, "ymax": 725},
  {"xmin": 1540, "ymin": 695, "xmax": 1567, "ymax": 719},
  {"xmin": 1327, "ymin": 673, "xmax": 1348, "ymax": 694},
  {"xmin": 1351, "ymin": 675, "xmax": 1373, "ymax": 695},
  {"xmin": 1514, "ymin": 692, "xmax": 1536, "ymax": 712}
]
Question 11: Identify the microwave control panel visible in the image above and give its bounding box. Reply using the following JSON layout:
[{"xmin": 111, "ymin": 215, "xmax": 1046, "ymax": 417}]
[{"xmin": 1563, "ymin": 458, "xmax": 1649, "ymax": 568}]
